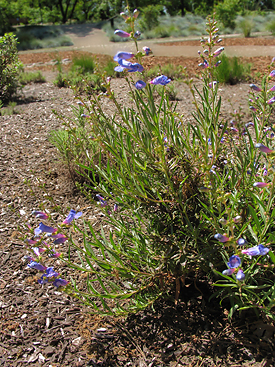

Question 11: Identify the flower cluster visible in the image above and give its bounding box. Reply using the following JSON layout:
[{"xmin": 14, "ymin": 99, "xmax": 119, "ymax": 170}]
[
  {"xmin": 215, "ymin": 232, "xmax": 269, "ymax": 281},
  {"xmin": 112, "ymin": 10, "xmax": 170, "ymax": 90},
  {"xmin": 25, "ymin": 209, "xmax": 82, "ymax": 288}
]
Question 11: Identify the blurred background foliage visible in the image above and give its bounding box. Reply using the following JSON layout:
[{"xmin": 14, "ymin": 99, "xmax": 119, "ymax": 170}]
[{"xmin": 1, "ymin": 0, "xmax": 275, "ymax": 35}]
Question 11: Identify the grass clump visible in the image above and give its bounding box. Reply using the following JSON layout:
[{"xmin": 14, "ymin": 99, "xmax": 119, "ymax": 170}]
[
  {"xmin": 19, "ymin": 70, "xmax": 46, "ymax": 85},
  {"xmin": 238, "ymin": 17, "xmax": 254, "ymax": 37},
  {"xmin": 54, "ymin": 53, "xmax": 115, "ymax": 92},
  {"xmin": 0, "ymin": 101, "xmax": 18, "ymax": 116},
  {"xmin": 214, "ymin": 54, "xmax": 251, "ymax": 84},
  {"xmin": 144, "ymin": 64, "xmax": 184, "ymax": 81},
  {"xmin": 71, "ymin": 55, "xmax": 96, "ymax": 74}
]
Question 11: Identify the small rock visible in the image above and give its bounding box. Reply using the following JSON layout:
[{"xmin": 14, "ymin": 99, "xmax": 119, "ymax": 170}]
[
  {"xmin": 44, "ymin": 346, "xmax": 55, "ymax": 357},
  {"xmin": 72, "ymin": 337, "xmax": 82, "ymax": 347}
]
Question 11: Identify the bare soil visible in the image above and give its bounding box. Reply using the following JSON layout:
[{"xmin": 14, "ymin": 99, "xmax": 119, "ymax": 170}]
[{"xmin": 1, "ymin": 37, "xmax": 275, "ymax": 366}]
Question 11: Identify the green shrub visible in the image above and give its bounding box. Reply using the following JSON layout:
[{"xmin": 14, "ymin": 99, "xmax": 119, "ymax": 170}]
[
  {"xmin": 16, "ymin": 25, "xmax": 73, "ymax": 51},
  {"xmin": 0, "ymin": 33, "xmax": 21, "ymax": 102},
  {"xmin": 266, "ymin": 19, "xmax": 275, "ymax": 35},
  {"xmin": 214, "ymin": 54, "xmax": 250, "ymax": 84},
  {"xmin": 215, "ymin": 0, "xmax": 240, "ymax": 29},
  {"xmin": 22, "ymin": 11, "xmax": 275, "ymax": 322},
  {"xmin": 140, "ymin": 5, "xmax": 162, "ymax": 31}
]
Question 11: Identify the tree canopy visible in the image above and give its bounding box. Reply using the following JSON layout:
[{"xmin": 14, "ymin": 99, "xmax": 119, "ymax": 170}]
[{"xmin": 1, "ymin": 0, "xmax": 275, "ymax": 34}]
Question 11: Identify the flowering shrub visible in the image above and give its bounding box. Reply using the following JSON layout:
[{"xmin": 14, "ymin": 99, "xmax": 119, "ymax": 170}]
[{"xmin": 23, "ymin": 11, "xmax": 275, "ymax": 320}]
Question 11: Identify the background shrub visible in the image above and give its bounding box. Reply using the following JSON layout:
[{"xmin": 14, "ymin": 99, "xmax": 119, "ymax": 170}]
[
  {"xmin": 140, "ymin": 5, "xmax": 162, "ymax": 31},
  {"xmin": 0, "ymin": 33, "xmax": 21, "ymax": 103},
  {"xmin": 215, "ymin": 0, "xmax": 240, "ymax": 29}
]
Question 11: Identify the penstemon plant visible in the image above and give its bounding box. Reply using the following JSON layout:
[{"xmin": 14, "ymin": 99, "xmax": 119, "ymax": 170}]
[{"xmin": 22, "ymin": 11, "xmax": 275, "ymax": 320}]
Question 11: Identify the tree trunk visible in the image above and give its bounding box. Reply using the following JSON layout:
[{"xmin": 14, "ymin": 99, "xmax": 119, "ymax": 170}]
[{"xmin": 180, "ymin": 0, "xmax": 185, "ymax": 16}]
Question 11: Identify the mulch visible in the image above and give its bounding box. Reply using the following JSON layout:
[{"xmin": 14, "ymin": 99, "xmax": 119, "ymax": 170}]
[{"xmin": 1, "ymin": 37, "xmax": 275, "ymax": 366}]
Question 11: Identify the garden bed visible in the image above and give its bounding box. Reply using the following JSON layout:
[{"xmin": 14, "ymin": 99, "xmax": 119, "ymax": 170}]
[{"xmin": 1, "ymin": 41, "xmax": 275, "ymax": 365}]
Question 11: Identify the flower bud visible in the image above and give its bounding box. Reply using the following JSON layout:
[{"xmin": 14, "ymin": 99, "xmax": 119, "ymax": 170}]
[
  {"xmin": 120, "ymin": 12, "xmax": 128, "ymax": 20},
  {"xmin": 133, "ymin": 9, "xmax": 139, "ymax": 18}
]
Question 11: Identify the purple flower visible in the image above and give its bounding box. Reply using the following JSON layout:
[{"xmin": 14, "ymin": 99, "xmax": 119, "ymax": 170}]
[
  {"xmin": 63, "ymin": 209, "xmax": 82, "ymax": 225},
  {"xmin": 250, "ymin": 106, "xmax": 257, "ymax": 112},
  {"xmin": 245, "ymin": 122, "xmax": 254, "ymax": 128},
  {"xmin": 149, "ymin": 75, "xmax": 171, "ymax": 86},
  {"xmin": 53, "ymin": 235, "xmax": 68, "ymax": 245},
  {"xmin": 143, "ymin": 46, "xmax": 151, "ymax": 55},
  {"xmin": 214, "ymin": 233, "xmax": 230, "ymax": 243},
  {"xmin": 213, "ymin": 47, "xmax": 224, "ymax": 57},
  {"xmin": 253, "ymin": 182, "xmax": 268, "ymax": 188},
  {"xmin": 222, "ymin": 268, "xmax": 235, "ymax": 276},
  {"xmin": 113, "ymin": 51, "xmax": 134, "ymax": 62},
  {"xmin": 42, "ymin": 267, "xmax": 59, "ymax": 278},
  {"xmin": 24, "ymin": 255, "xmax": 35, "ymax": 262},
  {"xmin": 236, "ymin": 269, "xmax": 245, "ymax": 281},
  {"xmin": 116, "ymin": 59, "xmax": 144, "ymax": 73},
  {"xmin": 227, "ymin": 255, "xmax": 241, "ymax": 269},
  {"xmin": 269, "ymin": 70, "xmax": 275, "ymax": 77},
  {"xmin": 268, "ymin": 85, "xmax": 275, "ymax": 92},
  {"xmin": 114, "ymin": 30, "xmax": 130, "ymax": 38},
  {"xmin": 134, "ymin": 31, "xmax": 141, "ymax": 38},
  {"xmin": 96, "ymin": 194, "xmax": 107, "ymax": 207},
  {"xmin": 114, "ymin": 204, "xmax": 119, "ymax": 212},
  {"xmin": 209, "ymin": 81, "xmax": 218, "ymax": 88},
  {"xmin": 53, "ymin": 278, "xmax": 69, "ymax": 288},
  {"xmin": 255, "ymin": 143, "xmax": 274, "ymax": 154},
  {"xmin": 267, "ymin": 96, "xmax": 275, "ymax": 105},
  {"xmin": 199, "ymin": 59, "xmax": 209, "ymax": 68},
  {"xmin": 32, "ymin": 211, "xmax": 48, "ymax": 220},
  {"xmin": 250, "ymin": 84, "xmax": 261, "ymax": 92},
  {"xmin": 32, "ymin": 247, "xmax": 45, "ymax": 256},
  {"xmin": 135, "ymin": 80, "xmax": 146, "ymax": 90},
  {"xmin": 26, "ymin": 238, "xmax": 39, "ymax": 245},
  {"xmin": 38, "ymin": 277, "xmax": 48, "ymax": 285},
  {"xmin": 214, "ymin": 60, "xmax": 221, "ymax": 67},
  {"xmin": 242, "ymin": 244, "xmax": 269, "ymax": 256},
  {"xmin": 28, "ymin": 261, "xmax": 47, "ymax": 271},
  {"xmin": 34, "ymin": 223, "xmax": 57, "ymax": 236},
  {"xmin": 48, "ymin": 252, "xmax": 61, "ymax": 258},
  {"xmin": 237, "ymin": 238, "xmax": 247, "ymax": 246}
]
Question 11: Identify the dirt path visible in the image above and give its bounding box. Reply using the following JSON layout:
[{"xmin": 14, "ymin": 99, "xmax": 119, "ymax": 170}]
[
  {"xmin": 60, "ymin": 26, "xmax": 275, "ymax": 57},
  {"xmin": 17, "ymin": 25, "xmax": 275, "ymax": 58}
]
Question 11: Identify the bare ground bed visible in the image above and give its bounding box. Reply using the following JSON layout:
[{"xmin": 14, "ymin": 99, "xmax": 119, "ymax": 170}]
[{"xmin": 1, "ymin": 40, "xmax": 275, "ymax": 366}]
